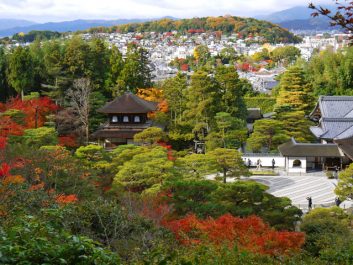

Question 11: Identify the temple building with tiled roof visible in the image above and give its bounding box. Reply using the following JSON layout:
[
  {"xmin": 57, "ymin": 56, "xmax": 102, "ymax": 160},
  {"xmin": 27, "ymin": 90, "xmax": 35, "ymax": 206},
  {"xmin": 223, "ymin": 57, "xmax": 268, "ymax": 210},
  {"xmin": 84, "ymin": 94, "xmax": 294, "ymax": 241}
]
[
  {"xmin": 277, "ymin": 96, "xmax": 353, "ymax": 173},
  {"xmin": 91, "ymin": 92, "xmax": 158, "ymax": 148},
  {"xmin": 310, "ymin": 96, "xmax": 353, "ymax": 159}
]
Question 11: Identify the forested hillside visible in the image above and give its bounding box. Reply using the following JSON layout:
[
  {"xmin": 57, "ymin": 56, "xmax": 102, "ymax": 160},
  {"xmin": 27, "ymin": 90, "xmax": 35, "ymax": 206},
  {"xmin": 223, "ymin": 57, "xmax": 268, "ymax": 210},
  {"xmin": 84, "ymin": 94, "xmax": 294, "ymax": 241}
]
[{"xmin": 87, "ymin": 16, "xmax": 302, "ymax": 43}]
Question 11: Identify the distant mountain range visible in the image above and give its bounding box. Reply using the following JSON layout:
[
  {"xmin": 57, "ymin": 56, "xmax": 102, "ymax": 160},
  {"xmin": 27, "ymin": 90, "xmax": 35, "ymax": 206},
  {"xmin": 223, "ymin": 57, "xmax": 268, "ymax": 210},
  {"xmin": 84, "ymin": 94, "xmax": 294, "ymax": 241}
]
[
  {"xmin": 257, "ymin": 5, "xmax": 338, "ymax": 31},
  {"xmin": 0, "ymin": 19, "xmax": 36, "ymax": 31},
  {"xmin": 0, "ymin": 18, "xmax": 172, "ymax": 37}
]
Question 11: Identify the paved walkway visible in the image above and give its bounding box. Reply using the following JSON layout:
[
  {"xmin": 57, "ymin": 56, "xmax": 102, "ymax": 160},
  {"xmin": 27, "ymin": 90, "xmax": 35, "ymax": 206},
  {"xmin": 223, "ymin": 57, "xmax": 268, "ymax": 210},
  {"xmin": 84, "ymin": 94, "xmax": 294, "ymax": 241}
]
[
  {"xmin": 250, "ymin": 174, "xmax": 337, "ymax": 210},
  {"xmin": 205, "ymin": 170, "xmax": 353, "ymax": 211}
]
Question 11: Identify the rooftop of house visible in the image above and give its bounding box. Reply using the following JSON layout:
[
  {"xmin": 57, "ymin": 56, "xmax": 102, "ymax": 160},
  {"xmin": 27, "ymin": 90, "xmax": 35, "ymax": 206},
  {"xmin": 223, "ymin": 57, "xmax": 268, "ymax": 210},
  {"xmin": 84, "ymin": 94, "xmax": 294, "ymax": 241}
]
[
  {"xmin": 310, "ymin": 96, "xmax": 353, "ymax": 119},
  {"xmin": 278, "ymin": 138, "xmax": 345, "ymax": 158},
  {"xmin": 98, "ymin": 92, "xmax": 158, "ymax": 114},
  {"xmin": 310, "ymin": 96, "xmax": 353, "ymax": 141}
]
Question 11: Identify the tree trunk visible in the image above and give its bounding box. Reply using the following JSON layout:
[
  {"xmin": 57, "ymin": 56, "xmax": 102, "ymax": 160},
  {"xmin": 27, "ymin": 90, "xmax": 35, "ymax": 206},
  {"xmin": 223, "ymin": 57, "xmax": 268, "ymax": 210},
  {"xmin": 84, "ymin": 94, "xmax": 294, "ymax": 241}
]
[
  {"xmin": 223, "ymin": 169, "xmax": 227, "ymax": 183},
  {"xmin": 85, "ymin": 125, "xmax": 89, "ymax": 145}
]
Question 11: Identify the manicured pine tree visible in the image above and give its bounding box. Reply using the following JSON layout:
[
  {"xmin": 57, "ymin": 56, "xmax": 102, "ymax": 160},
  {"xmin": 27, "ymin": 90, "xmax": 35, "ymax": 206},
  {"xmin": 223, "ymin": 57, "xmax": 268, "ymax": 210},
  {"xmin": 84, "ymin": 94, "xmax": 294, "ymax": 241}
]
[{"xmin": 274, "ymin": 66, "xmax": 312, "ymax": 114}]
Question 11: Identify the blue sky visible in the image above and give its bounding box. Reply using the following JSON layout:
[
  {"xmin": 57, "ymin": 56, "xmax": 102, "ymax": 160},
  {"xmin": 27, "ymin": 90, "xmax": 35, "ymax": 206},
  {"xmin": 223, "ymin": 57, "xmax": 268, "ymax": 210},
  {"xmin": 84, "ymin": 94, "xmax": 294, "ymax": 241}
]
[{"xmin": 0, "ymin": 0, "xmax": 333, "ymax": 22}]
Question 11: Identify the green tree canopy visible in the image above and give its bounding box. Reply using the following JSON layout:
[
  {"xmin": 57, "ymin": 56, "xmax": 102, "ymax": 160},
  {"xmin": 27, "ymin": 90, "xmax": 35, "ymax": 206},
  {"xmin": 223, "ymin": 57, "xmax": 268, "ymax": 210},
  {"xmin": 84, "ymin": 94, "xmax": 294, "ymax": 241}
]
[
  {"xmin": 113, "ymin": 146, "xmax": 174, "ymax": 194},
  {"xmin": 133, "ymin": 127, "xmax": 166, "ymax": 145},
  {"xmin": 274, "ymin": 66, "xmax": 313, "ymax": 114},
  {"xmin": 7, "ymin": 46, "xmax": 34, "ymax": 98},
  {"xmin": 247, "ymin": 119, "xmax": 289, "ymax": 152},
  {"xmin": 207, "ymin": 148, "xmax": 249, "ymax": 183}
]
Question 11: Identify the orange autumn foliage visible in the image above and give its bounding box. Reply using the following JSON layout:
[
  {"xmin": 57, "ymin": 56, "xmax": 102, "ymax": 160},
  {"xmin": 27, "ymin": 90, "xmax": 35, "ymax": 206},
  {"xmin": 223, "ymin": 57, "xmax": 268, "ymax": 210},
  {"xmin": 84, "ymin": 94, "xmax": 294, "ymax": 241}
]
[
  {"xmin": 55, "ymin": 194, "xmax": 78, "ymax": 205},
  {"xmin": 29, "ymin": 182, "xmax": 45, "ymax": 191},
  {"xmin": 0, "ymin": 97, "xmax": 58, "ymax": 137},
  {"xmin": 163, "ymin": 214, "xmax": 305, "ymax": 256},
  {"xmin": 2, "ymin": 175, "xmax": 25, "ymax": 185},
  {"xmin": 137, "ymin": 88, "xmax": 169, "ymax": 114},
  {"xmin": 137, "ymin": 88, "xmax": 164, "ymax": 102}
]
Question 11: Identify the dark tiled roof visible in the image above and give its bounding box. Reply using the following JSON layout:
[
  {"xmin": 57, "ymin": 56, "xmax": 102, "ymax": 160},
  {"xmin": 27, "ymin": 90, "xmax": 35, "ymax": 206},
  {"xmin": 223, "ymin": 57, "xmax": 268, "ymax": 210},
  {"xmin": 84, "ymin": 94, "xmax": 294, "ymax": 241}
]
[
  {"xmin": 98, "ymin": 92, "xmax": 158, "ymax": 114},
  {"xmin": 310, "ymin": 96, "xmax": 353, "ymax": 118},
  {"xmin": 335, "ymin": 138, "xmax": 353, "ymax": 160},
  {"xmin": 278, "ymin": 138, "xmax": 345, "ymax": 157},
  {"xmin": 313, "ymin": 96, "xmax": 353, "ymax": 119},
  {"xmin": 310, "ymin": 96, "xmax": 353, "ymax": 140}
]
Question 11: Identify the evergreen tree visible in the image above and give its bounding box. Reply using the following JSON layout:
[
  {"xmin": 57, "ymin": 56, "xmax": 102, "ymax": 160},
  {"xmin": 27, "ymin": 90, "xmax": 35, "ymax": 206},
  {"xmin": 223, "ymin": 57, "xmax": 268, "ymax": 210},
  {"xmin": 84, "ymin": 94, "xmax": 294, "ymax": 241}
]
[
  {"xmin": 106, "ymin": 45, "xmax": 124, "ymax": 94},
  {"xmin": 275, "ymin": 66, "xmax": 313, "ymax": 114},
  {"xmin": 89, "ymin": 38, "xmax": 109, "ymax": 90},
  {"xmin": 214, "ymin": 66, "xmax": 247, "ymax": 120},
  {"xmin": 113, "ymin": 146, "xmax": 174, "ymax": 194},
  {"xmin": 277, "ymin": 111, "xmax": 315, "ymax": 143},
  {"xmin": 63, "ymin": 36, "xmax": 91, "ymax": 79},
  {"xmin": 0, "ymin": 47, "xmax": 11, "ymax": 101},
  {"xmin": 29, "ymin": 39, "xmax": 46, "ymax": 93},
  {"xmin": 206, "ymin": 112, "xmax": 247, "ymax": 150},
  {"xmin": 7, "ymin": 46, "xmax": 34, "ymax": 98},
  {"xmin": 184, "ymin": 70, "xmax": 218, "ymax": 135},
  {"xmin": 162, "ymin": 72, "xmax": 188, "ymax": 125},
  {"xmin": 42, "ymin": 40, "xmax": 67, "ymax": 102},
  {"xmin": 207, "ymin": 148, "xmax": 249, "ymax": 183},
  {"xmin": 247, "ymin": 119, "xmax": 289, "ymax": 152},
  {"xmin": 116, "ymin": 43, "xmax": 152, "ymax": 94}
]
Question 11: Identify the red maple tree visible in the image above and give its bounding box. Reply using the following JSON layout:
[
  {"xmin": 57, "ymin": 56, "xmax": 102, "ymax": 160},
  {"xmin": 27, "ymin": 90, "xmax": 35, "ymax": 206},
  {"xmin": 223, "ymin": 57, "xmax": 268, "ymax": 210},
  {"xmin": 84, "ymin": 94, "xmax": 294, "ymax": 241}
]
[
  {"xmin": 163, "ymin": 214, "xmax": 305, "ymax": 256},
  {"xmin": 0, "ymin": 97, "xmax": 58, "ymax": 137}
]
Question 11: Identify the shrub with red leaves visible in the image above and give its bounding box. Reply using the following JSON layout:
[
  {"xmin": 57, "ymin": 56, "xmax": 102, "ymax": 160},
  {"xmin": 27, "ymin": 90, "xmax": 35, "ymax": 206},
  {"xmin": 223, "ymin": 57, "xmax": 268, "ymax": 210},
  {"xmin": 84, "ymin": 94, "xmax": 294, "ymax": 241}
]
[
  {"xmin": 0, "ymin": 162, "xmax": 11, "ymax": 178},
  {"xmin": 157, "ymin": 141, "xmax": 175, "ymax": 161},
  {"xmin": 162, "ymin": 214, "xmax": 305, "ymax": 256},
  {"xmin": 58, "ymin": 135, "xmax": 78, "ymax": 148},
  {"xmin": 0, "ymin": 137, "xmax": 6, "ymax": 150}
]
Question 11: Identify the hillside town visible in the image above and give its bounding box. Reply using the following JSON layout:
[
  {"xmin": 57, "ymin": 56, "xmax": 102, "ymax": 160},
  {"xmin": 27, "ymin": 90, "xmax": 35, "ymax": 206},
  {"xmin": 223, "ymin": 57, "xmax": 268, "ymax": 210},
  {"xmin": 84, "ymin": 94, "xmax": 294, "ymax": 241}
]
[
  {"xmin": 2, "ymin": 30, "xmax": 351, "ymax": 93},
  {"xmin": 81, "ymin": 31, "xmax": 351, "ymax": 92}
]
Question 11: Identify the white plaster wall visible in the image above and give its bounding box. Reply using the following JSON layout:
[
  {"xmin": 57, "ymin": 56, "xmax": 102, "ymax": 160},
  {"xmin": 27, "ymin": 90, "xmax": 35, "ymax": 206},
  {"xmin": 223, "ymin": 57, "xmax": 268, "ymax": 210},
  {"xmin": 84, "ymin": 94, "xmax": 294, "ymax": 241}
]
[
  {"xmin": 288, "ymin": 157, "xmax": 307, "ymax": 173},
  {"xmin": 242, "ymin": 155, "xmax": 285, "ymax": 168}
]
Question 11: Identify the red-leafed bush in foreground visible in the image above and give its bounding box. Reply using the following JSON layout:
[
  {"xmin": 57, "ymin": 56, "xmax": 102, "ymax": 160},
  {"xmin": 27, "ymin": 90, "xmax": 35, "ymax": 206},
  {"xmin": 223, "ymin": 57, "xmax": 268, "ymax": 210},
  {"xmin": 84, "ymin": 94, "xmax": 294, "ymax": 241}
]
[{"xmin": 163, "ymin": 214, "xmax": 305, "ymax": 256}]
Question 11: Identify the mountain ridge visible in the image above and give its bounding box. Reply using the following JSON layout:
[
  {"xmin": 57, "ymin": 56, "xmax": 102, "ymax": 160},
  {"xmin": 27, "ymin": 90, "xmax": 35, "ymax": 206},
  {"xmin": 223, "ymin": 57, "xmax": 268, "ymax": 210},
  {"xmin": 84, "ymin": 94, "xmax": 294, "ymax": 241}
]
[
  {"xmin": 0, "ymin": 18, "xmax": 176, "ymax": 37},
  {"xmin": 0, "ymin": 19, "xmax": 36, "ymax": 31}
]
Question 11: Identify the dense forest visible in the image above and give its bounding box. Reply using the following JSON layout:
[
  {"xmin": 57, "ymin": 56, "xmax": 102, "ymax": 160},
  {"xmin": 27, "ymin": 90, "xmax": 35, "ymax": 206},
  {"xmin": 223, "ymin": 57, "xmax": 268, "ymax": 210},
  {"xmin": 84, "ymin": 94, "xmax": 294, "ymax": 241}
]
[{"xmin": 86, "ymin": 16, "xmax": 302, "ymax": 44}]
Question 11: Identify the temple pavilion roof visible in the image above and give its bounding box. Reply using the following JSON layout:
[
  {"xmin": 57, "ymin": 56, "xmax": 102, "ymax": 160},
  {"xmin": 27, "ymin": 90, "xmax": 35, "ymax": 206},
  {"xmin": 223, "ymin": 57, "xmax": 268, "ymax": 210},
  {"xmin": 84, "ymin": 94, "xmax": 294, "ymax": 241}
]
[{"xmin": 98, "ymin": 92, "xmax": 158, "ymax": 114}]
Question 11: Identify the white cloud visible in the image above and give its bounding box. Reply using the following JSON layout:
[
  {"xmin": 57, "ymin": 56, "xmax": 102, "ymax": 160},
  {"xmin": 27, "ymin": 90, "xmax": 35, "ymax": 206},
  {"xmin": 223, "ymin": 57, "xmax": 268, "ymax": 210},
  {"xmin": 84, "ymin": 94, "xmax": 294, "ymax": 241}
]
[{"xmin": 0, "ymin": 0, "xmax": 334, "ymax": 22}]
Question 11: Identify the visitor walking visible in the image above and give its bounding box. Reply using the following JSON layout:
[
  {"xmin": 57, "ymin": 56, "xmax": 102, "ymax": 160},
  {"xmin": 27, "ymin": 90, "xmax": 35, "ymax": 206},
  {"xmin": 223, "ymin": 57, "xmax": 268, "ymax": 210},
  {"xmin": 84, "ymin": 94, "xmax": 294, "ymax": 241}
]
[
  {"xmin": 256, "ymin": 159, "xmax": 262, "ymax": 170},
  {"xmin": 334, "ymin": 166, "xmax": 339, "ymax": 179},
  {"xmin": 306, "ymin": 197, "xmax": 312, "ymax": 211},
  {"xmin": 335, "ymin": 197, "xmax": 341, "ymax": 206}
]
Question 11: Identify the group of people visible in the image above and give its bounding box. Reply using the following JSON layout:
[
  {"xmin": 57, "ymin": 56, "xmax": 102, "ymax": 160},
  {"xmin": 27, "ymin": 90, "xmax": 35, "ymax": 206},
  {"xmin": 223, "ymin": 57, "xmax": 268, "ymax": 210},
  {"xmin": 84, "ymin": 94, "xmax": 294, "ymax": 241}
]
[
  {"xmin": 247, "ymin": 158, "xmax": 276, "ymax": 170},
  {"xmin": 306, "ymin": 196, "xmax": 341, "ymax": 211}
]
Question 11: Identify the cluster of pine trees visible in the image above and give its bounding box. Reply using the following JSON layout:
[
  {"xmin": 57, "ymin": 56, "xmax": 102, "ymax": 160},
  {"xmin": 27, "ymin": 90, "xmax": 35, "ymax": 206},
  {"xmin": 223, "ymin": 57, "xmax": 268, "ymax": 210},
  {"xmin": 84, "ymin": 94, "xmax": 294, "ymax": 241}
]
[{"xmin": 0, "ymin": 36, "xmax": 152, "ymax": 102}]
